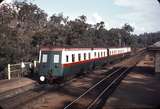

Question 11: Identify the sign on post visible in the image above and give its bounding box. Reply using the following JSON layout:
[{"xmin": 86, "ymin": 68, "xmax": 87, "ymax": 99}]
[{"xmin": 21, "ymin": 62, "xmax": 25, "ymax": 68}]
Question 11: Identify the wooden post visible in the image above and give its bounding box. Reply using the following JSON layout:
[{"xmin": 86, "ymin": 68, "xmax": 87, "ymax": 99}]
[
  {"xmin": 21, "ymin": 62, "xmax": 25, "ymax": 77},
  {"xmin": 34, "ymin": 61, "xmax": 36, "ymax": 68},
  {"xmin": 8, "ymin": 64, "xmax": 11, "ymax": 80},
  {"xmin": 39, "ymin": 50, "xmax": 41, "ymax": 63}
]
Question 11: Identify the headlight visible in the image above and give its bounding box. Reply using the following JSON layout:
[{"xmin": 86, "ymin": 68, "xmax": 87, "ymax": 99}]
[{"xmin": 40, "ymin": 76, "xmax": 45, "ymax": 82}]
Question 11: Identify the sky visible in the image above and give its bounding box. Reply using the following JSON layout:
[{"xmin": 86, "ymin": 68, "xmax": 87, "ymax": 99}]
[{"xmin": 1, "ymin": 0, "xmax": 160, "ymax": 34}]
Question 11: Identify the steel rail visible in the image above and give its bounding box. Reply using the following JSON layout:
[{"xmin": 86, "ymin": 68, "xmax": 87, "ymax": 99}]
[
  {"xmin": 87, "ymin": 67, "xmax": 131, "ymax": 109},
  {"xmin": 63, "ymin": 67, "xmax": 124, "ymax": 109}
]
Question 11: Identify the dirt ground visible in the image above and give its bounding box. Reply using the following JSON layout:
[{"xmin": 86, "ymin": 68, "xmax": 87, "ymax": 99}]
[
  {"xmin": 103, "ymin": 54, "xmax": 160, "ymax": 109},
  {"xmin": 0, "ymin": 78, "xmax": 36, "ymax": 93},
  {"xmin": 21, "ymin": 69, "xmax": 108, "ymax": 109}
]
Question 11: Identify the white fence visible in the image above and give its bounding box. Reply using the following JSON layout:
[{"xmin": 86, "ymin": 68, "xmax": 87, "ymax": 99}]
[{"xmin": 7, "ymin": 61, "xmax": 39, "ymax": 80}]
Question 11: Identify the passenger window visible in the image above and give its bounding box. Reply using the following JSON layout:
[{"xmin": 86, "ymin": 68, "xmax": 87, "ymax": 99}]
[
  {"xmin": 42, "ymin": 54, "xmax": 47, "ymax": 63},
  {"xmin": 78, "ymin": 54, "xmax": 81, "ymax": 61},
  {"xmin": 54, "ymin": 55, "xmax": 59, "ymax": 63},
  {"xmin": 104, "ymin": 52, "xmax": 105, "ymax": 56},
  {"xmin": 84, "ymin": 53, "xmax": 86, "ymax": 60},
  {"xmin": 66, "ymin": 55, "xmax": 69, "ymax": 62},
  {"xmin": 98, "ymin": 52, "xmax": 100, "ymax": 57},
  {"xmin": 101, "ymin": 52, "xmax": 103, "ymax": 57},
  {"xmin": 72, "ymin": 54, "xmax": 75, "ymax": 62},
  {"xmin": 88, "ymin": 53, "xmax": 91, "ymax": 59},
  {"xmin": 94, "ymin": 52, "xmax": 96, "ymax": 57}
]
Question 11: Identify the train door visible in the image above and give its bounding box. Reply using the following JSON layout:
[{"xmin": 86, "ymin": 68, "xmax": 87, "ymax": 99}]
[{"xmin": 51, "ymin": 52, "xmax": 62, "ymax": 76}]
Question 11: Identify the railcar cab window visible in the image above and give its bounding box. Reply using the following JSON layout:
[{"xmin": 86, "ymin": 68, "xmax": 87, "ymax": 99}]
[
  {"xmin": 66, "ymin": 55, "xmax": 69, "ymax": 62},
  {"xmin": 72, "ymin": 54, "xmax": 75, "ymax": 62},
  {"xmin": 42, "ymin": 54, "xmax": 47, "ymax": 63},
  {"xmin": 54, "ymin": 55, "xmax": 59, "ymax": 63}
]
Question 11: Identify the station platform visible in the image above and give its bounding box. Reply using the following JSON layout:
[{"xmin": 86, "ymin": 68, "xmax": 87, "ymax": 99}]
[
  {"xmin": 103, "ymin": 54, "xmax": 160, "ymax": 109},
  {"xmin": 0, "ymin": 78, "xmax": 36, "ymax": 94}
]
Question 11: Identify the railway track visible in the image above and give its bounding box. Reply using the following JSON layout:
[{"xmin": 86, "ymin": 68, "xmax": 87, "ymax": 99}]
[{"xmin": 63, "ymin": 67, "xmax": 132, "ymax": 109}]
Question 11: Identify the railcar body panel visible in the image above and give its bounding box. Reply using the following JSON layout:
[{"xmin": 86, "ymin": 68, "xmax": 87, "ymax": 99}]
[
  {"xmin": 37, "ymin": 47, "xmax": 131, "ymax": 82},
  {"xmin": 61, "ymin": 48, "xmax": 108, "ymax": 76}
]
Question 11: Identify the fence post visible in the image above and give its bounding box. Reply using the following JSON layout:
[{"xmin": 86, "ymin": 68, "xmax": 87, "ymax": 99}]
[
  {"xmin": 21, "ymin": 62, "xmax": 25, "ymax": 77},
  {"xmin": 34, "ymin": 61, "xmax": 36, "ymax": 68},
  {"xmin": 39, "ymin": 50, "xmax": 41, "ymax": 63},
  {"xmin": 8, "ymin": 64, "xmax": 11, "ymax": 80}
]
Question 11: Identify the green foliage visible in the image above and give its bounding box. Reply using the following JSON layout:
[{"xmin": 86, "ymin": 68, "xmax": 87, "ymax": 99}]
[{"xmin": 0, "ymin": 1, "xmax": 159, "ymax": 73}]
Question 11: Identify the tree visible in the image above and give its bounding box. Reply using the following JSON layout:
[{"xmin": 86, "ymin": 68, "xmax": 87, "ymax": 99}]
[
  {"xmin": 65, "ymin": 15, "xmax": 90, "ymax": 46},
  {"xmin": 122, "ymin": 23, "xmax": 134, "ymax": 33},
  {"xmin": 14, "ymin": 2, "xmax": 47, "ymax": 31},
  {"xmin": 46, "ymin": 13, "xmax": 69, "ymax": 46},
  {"xmin": 79, "ymin": 15, "xmax": 87, "ymax": 23},
  {"xmin": 0, "ymin": 3, "xmax": 17, "ymax": 25},
  {"xmin": 121, "ymin": 23, "xmax": 134, "ymax": 46},
  {"xmin": 95, "ymin": 21, "xmax": 105, "ymax": 30}
]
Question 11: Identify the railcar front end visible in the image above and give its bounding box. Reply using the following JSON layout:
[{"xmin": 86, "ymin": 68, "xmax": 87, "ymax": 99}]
[{"xmin": 38, "ymin": 49, "xmax": 63, "ymax": 82}]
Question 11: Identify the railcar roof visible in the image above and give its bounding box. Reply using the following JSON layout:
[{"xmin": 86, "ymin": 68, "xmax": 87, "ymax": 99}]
[
  {"xmin": 40, "ymin": 47, "xmax": 107, "ymax": 51},
  {"xmin": 108, "ymin": 47, "xmax": 129, "ymax": 49}
]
